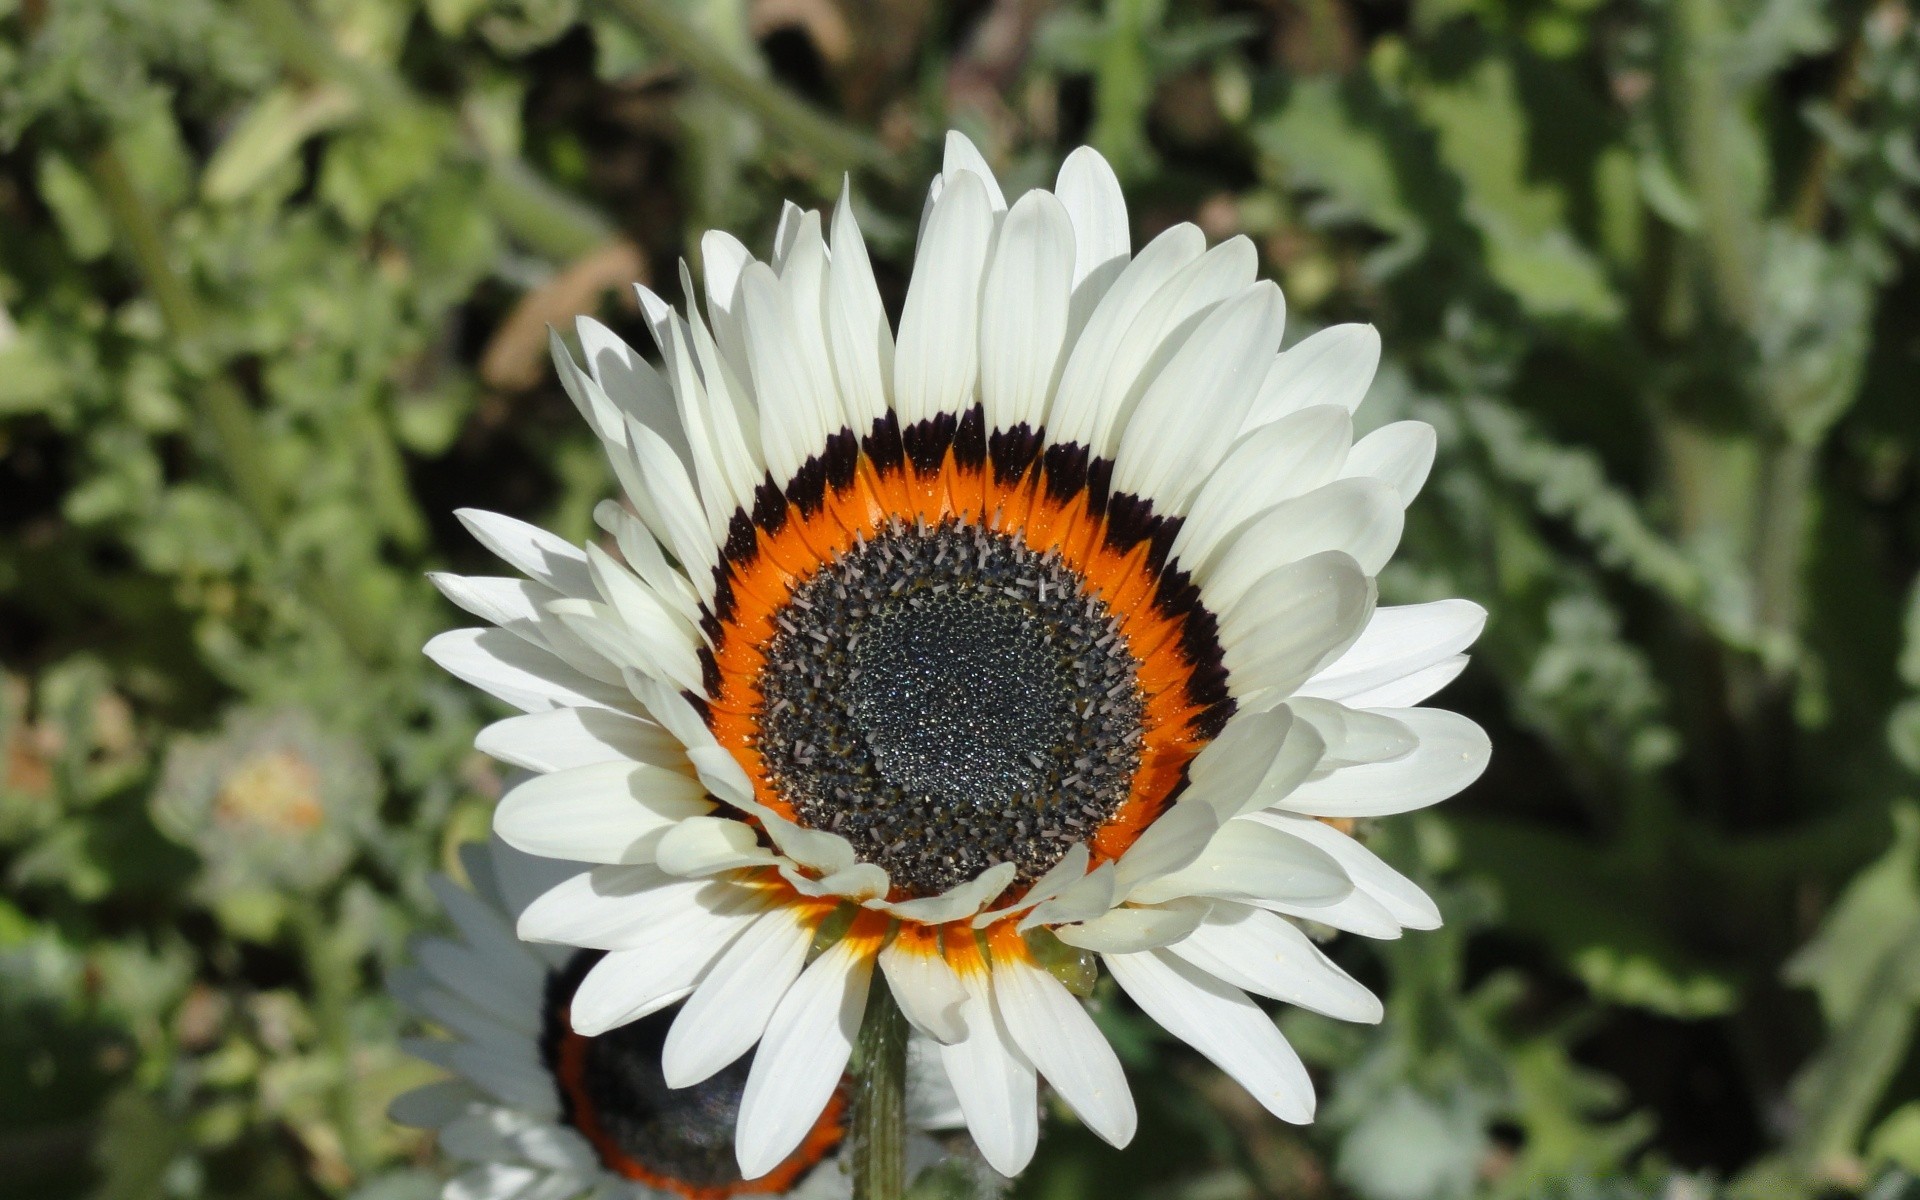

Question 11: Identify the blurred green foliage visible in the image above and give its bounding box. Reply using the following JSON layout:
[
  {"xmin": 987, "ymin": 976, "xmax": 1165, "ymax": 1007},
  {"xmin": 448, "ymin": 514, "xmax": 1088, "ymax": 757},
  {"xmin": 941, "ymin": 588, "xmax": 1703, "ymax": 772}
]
[{"xmin": 2, "ymin": 0, "xmax": 1919, "ymax": 1197}]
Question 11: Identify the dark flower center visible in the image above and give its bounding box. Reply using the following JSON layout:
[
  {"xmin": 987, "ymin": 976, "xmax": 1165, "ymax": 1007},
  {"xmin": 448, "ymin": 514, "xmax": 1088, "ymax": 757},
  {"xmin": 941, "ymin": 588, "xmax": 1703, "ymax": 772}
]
[{"xmin": 756, "ymin": 518, "xmax": 1145, "ymax": 897}]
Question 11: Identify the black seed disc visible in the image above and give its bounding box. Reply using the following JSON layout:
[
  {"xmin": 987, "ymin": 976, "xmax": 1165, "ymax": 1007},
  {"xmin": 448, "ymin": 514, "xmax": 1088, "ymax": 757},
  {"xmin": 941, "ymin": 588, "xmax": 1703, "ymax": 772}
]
[
  {"xmin": 544, "ymin": 954, "xmax": 770, "ymax": 1189},
  {"xmin": 756, "ymin": 518, "xmax": 1145, "ymax": 897}
]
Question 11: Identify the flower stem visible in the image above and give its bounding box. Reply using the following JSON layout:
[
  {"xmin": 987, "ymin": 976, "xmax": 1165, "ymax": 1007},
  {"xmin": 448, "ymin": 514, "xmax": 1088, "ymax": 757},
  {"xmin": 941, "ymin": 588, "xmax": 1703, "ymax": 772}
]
[{"xmin": 851, "ymin": 977, "xmax": 909, "ymax": 1200}]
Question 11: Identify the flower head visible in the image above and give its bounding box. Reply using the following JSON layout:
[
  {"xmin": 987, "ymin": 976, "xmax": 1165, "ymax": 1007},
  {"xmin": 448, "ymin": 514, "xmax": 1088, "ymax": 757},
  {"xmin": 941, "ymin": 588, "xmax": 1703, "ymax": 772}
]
[
  {"xmin": 427, "ymin": 132, "xmax": 1490, "ymax": 1177},
  {"xmin": 392, "ymin": 839, "xmax": 960, "ymax": 1199},
  {"xmin": 152, "ymin": 706, "xmax": 377, "ymax": 898}
]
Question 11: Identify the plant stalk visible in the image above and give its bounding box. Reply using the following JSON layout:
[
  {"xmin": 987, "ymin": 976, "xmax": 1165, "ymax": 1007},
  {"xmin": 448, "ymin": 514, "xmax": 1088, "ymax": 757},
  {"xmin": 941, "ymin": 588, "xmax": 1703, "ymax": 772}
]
[{"xmin": 850, "ymin": 978, "xmax": 910, "ymax": 1200}]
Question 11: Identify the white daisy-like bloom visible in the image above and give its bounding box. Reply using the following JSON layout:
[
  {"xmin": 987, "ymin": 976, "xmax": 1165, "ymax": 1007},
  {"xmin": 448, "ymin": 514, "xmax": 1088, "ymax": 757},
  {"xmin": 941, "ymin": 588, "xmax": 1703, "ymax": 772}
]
[
  {"xmin": 391, "ymin": 838, "xmax": 963, "ymax": 1200},
  {"xmin": 425, "ymin": 131, "xmax": 1490, "ymax": 1179}
]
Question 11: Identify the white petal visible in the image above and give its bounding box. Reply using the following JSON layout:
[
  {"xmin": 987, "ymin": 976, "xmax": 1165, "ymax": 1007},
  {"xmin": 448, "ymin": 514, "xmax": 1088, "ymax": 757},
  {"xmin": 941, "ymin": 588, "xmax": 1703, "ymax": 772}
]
[
  {"xmin": 1288, "ymin": 697, "xmax": 1417, "ymax": 770},
  {"xmin": 445, "ymin": 1162, "xmax": 544, "ymax": 1200},
  {"xmin": 1297, "ymin": 600, "xmax": 1486, "ymax": 705},
  {"xmin": 476, "ymin": 707, "xmax": 684, "ymax": 774},
  {"xmin": 937, "ymin": 964, "xmax": 1039, "ymax": 1176},
  {"xmin": 1020, "ymin": 862, "xmax": 1118, "ymax": 929},
  {"xmin": 619, "ymin": 670, "xmax": 758, "ymax": 805},
  {"xmin": 595, "ymin": 500, "xmax": 706, "ymax": 631},
  {"xmin": 1242, "ymin": 324, "xmax": 1381, "ymax": 430},
  {"xmin": 516, "ymin": 865, "xmax": 698, "ymax": 949},
  {"xmin": 567, "ymin": 885, "xmax": 770, "ymax": 1034},
  {"xmin": 1169, "ymin": 903, "xmax": 1381, "ymax": 1021},
  {"xmin": 1046, "ymin": 223, "xmax": 1206, "ymax": 448},
  {"xmin": 895, "ymin": 170, "xmax": 995, "ymax": 426},
  {"xmin": 736, "ymin": 933, "xmax": 877, "ymax": 1178},
  {"xmin": 1341, "ymin": 654, "xmax": 1470, "ymax": 709},
  {"xmin": 1235, "ymin": 709, "xmax": 1328, "ymax": 819},
  {"xmin": 621, "ymin": 415, "xmax": 720, "ymax": 606},
  {"xmin": 431, "ymin": 572, "xmax": 562, "ymax": 634},
  {"xmin": 1111, "ymin": 281, "xmax": 1285, "ymax": 512},
  {"xmin": 1083, "ymin": 236, "xmax": 1260, "ymax": 458},
  {"xmin": 424, "ymin": 628, "xmax": 630, "ymax": 714},
  {"xmin": 455, "ymin": 509, "xmax": 594, "ymax": 598},
  {"xmin": 677, "ymin": 295, "xmax": 767, "ymax": 521},
  {"xmin": 906, "ymin": 1035, "xmax": 968, "ymax": 1130},
  {"xmin": 1167, "ymin": 405, "xmax": 1354, "ymax": 574},
  {"xmin": 663, "ymin": 905, "xmax": 816, "ymax": 1086},
  {"xmin": 1251, "ymin": 887, "xmax": 1404, "ymax": 940},
  {"xmin": 569, "ymin": 944, "xmax": 704, "ymax": 1036},
  {"xmin": 494, "ymin": 760, "xmax": 710, "ymax": 865},
  {"xmin": 1182, "ymin": 708, "xmax": 1293, "ymax": 821},
  {"xmin": 659, "ymin": 314, "xmax": 745, "ymax": 541},
  {"xmin": 1249, "ymin": 812, "xmax": 1442, "ymax": 930},
  {"xmin": 1111, "ymin": 800, "xmax": 1220, "ymax": 898},
  {"xmin": 428, "ymin": 876, "xmax": 549, "ymax": 1004},
  {"xmin": 1200, "ymin": 479, "xmax": 1403, "ymax": 618},
  {"xmin": 388, "ymin": 1079, "xmax": 479, "ymax": 1129},
  {"xmin": 1054, "ymin": 145, "xmax": 1130, "ymax": 295},
  {"xmin": 1128, "ymin": 818, "xmax": 1352, "ymax": 907},
  {"xmin": 741, "ymin": 235, "xmax": 842, "ymax": 477},
  {"xmin": 880, "ymin": 935, "xmax": 969, "ymax": 1044},
  {"xmin": 486, "ymin": 836, "xmax": 583, "ymax": 921},
  {"xmin": 575, "ymin": 316, "xmax": 689, "ymax": 465},
  {"xmin": 771, "ymin": 202, "xmax": 816, "ymax": 270},
  {"xmin": 1218, "ymin": 551, "xmax": 1375, "ymax": 703},
  {"xmin": 781, "ymin": 860, "xmax": 891, "ymax": 903},
  {"xmin": 1054, "ymin": 898, "xmax": 1210, "ymax": 953},
  {"xmin": 397, "ymin": 968, "xmax": 534, "ymax": 1049},
  {"xmin": 1276, "ymin": 708, "xmax": 1490, "ymax": 817},
  {"xmin": 943, "ymin": 131, "xmax": 1008, "ymax": 211},
  {"xmin": 1102, "ymin": 950, "xmax": 1315, "ymax": 1123},
  {"xmin": 884, "ymin": 861, "xmax": 1016, "ymax": 923},
  {"xmin": 1342, "ymin": 420, "xmax": 1437, "ymax": 506},
  {"xmin": 403, "ymin": 1037, "xmax": 558, "ymax": 1117},
  {"xmin": 701, "ymin": 230, "xmax": 755, "ymax": 384},
  {"xmin": 828, "ymin": 180, "xmax": 894, "ymax": 432},
  {"xmin": 978, "ymin": 189, "xmax": 1075, "ymax": 434},
  {"xmin": 655, "ymin": 815, "xmax": 779, "ymax": 877},
  {"xmin": 979, "ymin": 843, "xmax": 1090, "ymax": 925},
  {"xmin": 585, "ymin": 543, "xmax": 705, "ymax": 680},
  {"xmin": 991, "ymin": 946, "xmax": 1136, "ymax": 1147}
]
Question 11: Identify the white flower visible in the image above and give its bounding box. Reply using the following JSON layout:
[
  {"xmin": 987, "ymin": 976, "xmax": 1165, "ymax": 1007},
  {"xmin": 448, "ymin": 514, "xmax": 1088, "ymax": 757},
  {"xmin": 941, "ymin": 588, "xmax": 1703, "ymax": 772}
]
[
  {"xmin": 427, "ymin": 131, "xmax": 1490, "ymax": 1179},
  {"xmin": 390, "ymin": 838, "xmax": 962, "ymax": 1199}
]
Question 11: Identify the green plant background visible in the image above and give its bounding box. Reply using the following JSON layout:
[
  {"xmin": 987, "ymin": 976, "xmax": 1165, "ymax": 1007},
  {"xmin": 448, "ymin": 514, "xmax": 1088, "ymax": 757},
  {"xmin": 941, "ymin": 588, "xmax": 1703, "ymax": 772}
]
[{"xmin": 3, "ymin": 0, "xmax": 1919, "ymax": 1197}]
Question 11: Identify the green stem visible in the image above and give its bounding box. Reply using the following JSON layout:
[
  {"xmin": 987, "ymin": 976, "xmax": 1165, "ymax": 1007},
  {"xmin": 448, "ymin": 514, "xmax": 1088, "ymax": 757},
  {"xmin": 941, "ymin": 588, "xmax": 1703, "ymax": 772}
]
[
  {"xmin": 1670, "ymin": 0, "xmax": 1759, "ymax": 329},
  {"xmin": 291, "ymin": 905, "xmax": 371, "ymax": 1181},
  {"xmin": 851, "ymin": 979, "xmax": 910, "ymax": 1200},
  {"xmin": 590, "ymin": 0, "xmax": 891, "ymax": 177}
]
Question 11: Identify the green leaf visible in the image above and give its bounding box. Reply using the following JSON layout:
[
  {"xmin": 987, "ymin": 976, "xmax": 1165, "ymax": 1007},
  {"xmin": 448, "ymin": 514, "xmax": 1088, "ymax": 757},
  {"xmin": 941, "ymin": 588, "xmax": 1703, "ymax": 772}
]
[
  {"xmin": 1412, "ymin": 52, "xmax": 1621, "ymax": 321},
  {"xmin": 202, "ymin": 85, "xmax": 360, "ymax": 202},
  {"xmin": 1871, "ymin": 1104, "xmax": 1920, "ymax": 1176},
  {"xmin": 1784, "ymin": 804, "xmax": 1920, "ymax": 1028},
  {"xmin": 35, "ymin": 154, "xmax": 114, "ymax": 261},
  {"xmin": 1253, "ymin": 77, "xmax": 1428, "ymax": 274}
]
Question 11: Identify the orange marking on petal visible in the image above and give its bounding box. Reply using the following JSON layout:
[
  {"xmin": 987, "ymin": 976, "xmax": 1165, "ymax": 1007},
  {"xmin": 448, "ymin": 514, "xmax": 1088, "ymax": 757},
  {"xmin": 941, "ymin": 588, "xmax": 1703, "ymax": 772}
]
[
  {"xmin": 982, "ymin": 920, "xmax": 1032, "ymax": 967},
  {"xmin": 941, "ymin": 926, "xmax": 990, "ymax": 979}
]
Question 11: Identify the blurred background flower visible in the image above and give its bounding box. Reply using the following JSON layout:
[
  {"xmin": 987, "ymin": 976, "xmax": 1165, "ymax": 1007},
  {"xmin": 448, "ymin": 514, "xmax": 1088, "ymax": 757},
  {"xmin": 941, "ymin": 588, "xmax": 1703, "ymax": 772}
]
[
  {"xmin": 151, "ymin": 706, "xmax": 379, "ymax": 916},
  {"xmin": 2, "ymin": 0, "xmax": 1919, "ymax": 1198}
]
